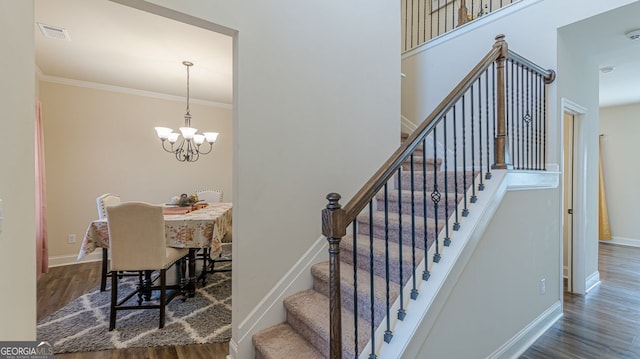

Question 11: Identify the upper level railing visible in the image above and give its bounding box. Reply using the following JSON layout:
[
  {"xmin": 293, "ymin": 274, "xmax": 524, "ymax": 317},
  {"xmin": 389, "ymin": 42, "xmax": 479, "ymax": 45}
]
[
  {"xmin": 402, "ymin": 0, "xmax": 521, "ymax": 52},
  {"xmin": 322, "ymin": 35, "xmax": 555, "ymax": 358}
]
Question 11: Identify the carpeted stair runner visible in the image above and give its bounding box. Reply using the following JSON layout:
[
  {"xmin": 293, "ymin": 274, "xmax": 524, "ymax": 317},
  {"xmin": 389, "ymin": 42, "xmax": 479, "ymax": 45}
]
[{"xmin": 253, "ymin": 143, "xmax": 475, "ymax": 358}]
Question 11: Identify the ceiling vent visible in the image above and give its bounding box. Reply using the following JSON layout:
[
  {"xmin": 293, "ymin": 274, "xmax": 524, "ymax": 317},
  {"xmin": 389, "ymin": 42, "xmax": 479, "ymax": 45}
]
[
  {"xmin": 37, "ymin": 23, "xmax": 71, "ymax": 41},
  {"xmin": 625, "ymin": 28, "xmax": 640, "ymax": 41}
]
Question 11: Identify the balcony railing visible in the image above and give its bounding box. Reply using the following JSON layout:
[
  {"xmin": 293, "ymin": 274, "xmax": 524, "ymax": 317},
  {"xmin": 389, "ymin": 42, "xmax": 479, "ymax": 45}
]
[{"xmin": 402, "ymin": 0, "xmax": 520, "ymax": 52}]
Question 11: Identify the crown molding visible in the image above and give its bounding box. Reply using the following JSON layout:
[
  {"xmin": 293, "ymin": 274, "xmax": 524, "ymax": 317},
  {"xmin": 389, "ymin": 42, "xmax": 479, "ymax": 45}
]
[{"xmin": 37, "ymin": 73, "xmax": 232, "ymax": 110}]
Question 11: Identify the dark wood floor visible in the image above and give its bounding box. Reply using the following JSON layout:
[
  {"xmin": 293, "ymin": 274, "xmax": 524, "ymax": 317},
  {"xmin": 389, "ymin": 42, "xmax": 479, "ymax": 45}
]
[
  {"xmin": 521, "ymin": 242, "xmax": 640, "ymax": 358},
  {"xmin": 37, "ymin": 260, "xmax": 229, "ymax": 359}
]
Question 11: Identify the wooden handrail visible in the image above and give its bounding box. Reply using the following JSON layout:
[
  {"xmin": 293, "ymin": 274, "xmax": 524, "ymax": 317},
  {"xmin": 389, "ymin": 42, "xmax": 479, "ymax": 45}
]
[{"xmin": 340, "ymin": 37, "xmax": 503, "ymax": 226}]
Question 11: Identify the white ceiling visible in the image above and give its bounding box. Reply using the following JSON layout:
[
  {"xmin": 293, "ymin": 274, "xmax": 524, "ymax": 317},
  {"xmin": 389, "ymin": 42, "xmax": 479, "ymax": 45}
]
[
  {"xmin": 34, "ymin": 0, "xmax": 233, "ymax": 105},
  {"xmin": 35, "ymin": 1, "xmax": 639, "ymax": 109},
  {"xmin": 560, "ymin": 1, "xmax": 640, "ymax": 108}
]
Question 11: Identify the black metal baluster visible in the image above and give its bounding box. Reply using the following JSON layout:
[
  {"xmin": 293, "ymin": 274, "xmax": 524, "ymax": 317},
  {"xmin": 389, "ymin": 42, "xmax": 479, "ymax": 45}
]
[
  {"xmin": 524, "ymin": 68, "xmax": 532, "ymax": 170},
  {"xmin": 383, "ymin": 184, "xmax": 393, "ymax": 343},
  {"xmin": 422, "ymin": 138, "xmax": 430, "ymax": 281},
  {"xmin": 426, "ymin": 0, "xmax": 430, "ymax": 42},
  {"xmin": 443, "ymin": 0, "xmax": 448, "ymax": 37},
  {"xmin": 432, "ymin": 127, "xmax": 441, "ymax": 263},
  {"xmin": 461, "ymin": 94, "xmax": 469, "ymax": 217},
  {"xmin": 437, "ymin": 0, "xmax": 441, "ymax": 37},
  {"xmin": 403, "ymin": 0, "xmax": 408, "ymax": 51},
  {"xmin": 516, "ymin": 62, "xmax": 522, "ymax": 169},
  {"xmin": 410, "ymin": 0, "xmax": 414, "ymax": 50},
  {"xmin": 368, "ymin": 202, "xmax": 376, "ymax": 359},
  {"xmin": 509, "ymin": 59, "xmax": 515, "ymax": 169},
  {"xmin": 543, "ymin": 71, "xmax": 547, "ymax": 170},
  {"xmin": 397, "ymin": 167, "xmax": 406, "ymax": 321},
  {"xmin": 478, "ymin": 75, "xmax": 485, "ymax": 191},
  {"xmin": 352, "ymin": 222, "xmax": 358, "ymax": 356},
  {"xmin": 453, "ymin": 103, "xmax": 460, "ymax": 231},
  {"xmin": 410, "ymin": 153, "xmax": 419, "ymax": 299},
  {"xmin": 470, "ymin": 83, "xmax": 477, "ymax": 203},
  {"xmin": 537, "ymin": 73, "xmax": 543, "ymax": 169},
  {"xmin": 443, "ymin": 114, "xmax": 451, "ymax": 247},
  {"xmin": 486, "ymin": 65, "xmax": 492, "ymax": 177}
]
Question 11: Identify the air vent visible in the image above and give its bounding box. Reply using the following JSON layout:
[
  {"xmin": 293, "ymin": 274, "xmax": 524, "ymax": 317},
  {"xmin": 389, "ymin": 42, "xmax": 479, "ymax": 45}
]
[{"xmin": 37, "ymin": 22, "xmax": 71, "ymax": 41}]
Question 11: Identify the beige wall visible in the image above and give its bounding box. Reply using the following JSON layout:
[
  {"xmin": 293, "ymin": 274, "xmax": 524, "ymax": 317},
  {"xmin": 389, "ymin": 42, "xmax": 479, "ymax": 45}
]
[
  {"xmin": 127, "ymin": 1, "xmax": 401, "ymax": 357},
  {"xmin": 39, "ymin": 81, "xmax": 232, "ymax": 258},
  {"xmin": 599, "ymin": 102, "xmax": 640, "ymax": 242},
  {"xmin": 0, "ymin": 0, "xmax": 36, "ymax": 339}
]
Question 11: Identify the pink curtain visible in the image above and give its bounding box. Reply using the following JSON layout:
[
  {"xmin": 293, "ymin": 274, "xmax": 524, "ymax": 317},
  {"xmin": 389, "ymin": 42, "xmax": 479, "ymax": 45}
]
[{"xmin": 35, "ymin": 100, "xmax": 49, "ymax": 279}]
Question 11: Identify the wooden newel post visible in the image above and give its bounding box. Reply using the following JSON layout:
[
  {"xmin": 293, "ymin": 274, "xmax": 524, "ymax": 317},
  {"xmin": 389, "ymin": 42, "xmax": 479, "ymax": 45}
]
[
  {"xmin": 458, "ymin": 0, "xmax": 468, "ymax": 27},
  {"xmin": 322, "ymin": 193, "xmax": 346, "ymax": 359},
  {"xmin": 493, "ymin": 34, "xmax": 508, "ymax": 169}
]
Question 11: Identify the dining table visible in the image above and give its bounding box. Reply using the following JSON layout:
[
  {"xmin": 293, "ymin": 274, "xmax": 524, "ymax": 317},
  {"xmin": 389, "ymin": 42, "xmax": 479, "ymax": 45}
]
[{"xmin": 77, "ymin": 202, "xmax": 232, "ymax": 297}]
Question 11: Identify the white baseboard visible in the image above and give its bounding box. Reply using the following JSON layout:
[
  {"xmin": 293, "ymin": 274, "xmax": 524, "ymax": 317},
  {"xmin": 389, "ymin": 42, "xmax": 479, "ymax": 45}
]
[
  {"xmin": 487, "ymin": 301, "xmax": 562, "ymax": 359},
  {"xmin": 585, "ymin": 271, "xmax": 600, "ymax": 293},
  {"xmin": 563, "ymin": 265, "xmax": 568, "ymax": 279},
  {"xmin": 48, "ymin": 251, "xmax": 102, "ymax": 267},
  {"xmin": 233, "ymin": 235, "xmax": 329, "ymax": 359},
  {"xmin": 227, "ymin": 339, "xmax": 238, "ymax": 359},
  {"xmin": 603, "ymin": 236, "xmax": 640, "ymax": 248}
]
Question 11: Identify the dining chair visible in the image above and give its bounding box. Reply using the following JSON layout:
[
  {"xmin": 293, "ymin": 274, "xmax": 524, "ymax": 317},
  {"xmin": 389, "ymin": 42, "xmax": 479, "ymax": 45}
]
[
  {"xmin": 96, "ymin": 193, "xmax": 121, "ymax": 291},
  {"xmin": 107, "ymin": 202, "xmax": 189, "ymax": 331},
  {"xmin": 196, "ymin": 189, "xmax": 223, "ymax": 203}
]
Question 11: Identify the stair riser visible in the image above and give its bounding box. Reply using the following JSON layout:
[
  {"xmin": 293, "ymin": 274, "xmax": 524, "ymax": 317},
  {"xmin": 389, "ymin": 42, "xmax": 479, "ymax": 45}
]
[
  {"xmin": 312, "ymin": 274, "xmax": 388, "ymax": 327},
  {"xmin": 376, "ymin": 196, "xmax": 460, "ymax": 219},
  {"xmin": 339, "ymin": 247, "xmax": 419, "ymax": 286},
  {"xmin": 286, "ymin": 312, "xmax": 331, "ymax": 357},
  {"xmin": 357, "ymin": 219, "xmax": 442, "ymax": 250},
  {"xmin": 401, "ymin": 157, "xmax": 442, "ymax": 171},
  {"xmin": 396, "ymin": 171, "xmax": 477, "ymax": 194}
]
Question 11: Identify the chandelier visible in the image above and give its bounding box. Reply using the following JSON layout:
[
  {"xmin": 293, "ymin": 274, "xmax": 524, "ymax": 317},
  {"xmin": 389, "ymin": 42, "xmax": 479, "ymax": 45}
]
[{"xmin": 154, "ymin": 61, "xmax": 219, "ymax": 162}]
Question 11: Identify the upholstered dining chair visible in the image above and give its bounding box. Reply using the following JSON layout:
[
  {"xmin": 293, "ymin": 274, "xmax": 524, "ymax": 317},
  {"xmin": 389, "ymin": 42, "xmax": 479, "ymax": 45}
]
[
  {"xmin": 107, "ymin": 202, "xmax": 189, "ymax": 331},
  {"xmin": 96, "ymin": 193, "xmax": 121, "ymax": 291},
  {"xmin": 196, "ymin": 189, "xmax": 223, "ymax": 203}
]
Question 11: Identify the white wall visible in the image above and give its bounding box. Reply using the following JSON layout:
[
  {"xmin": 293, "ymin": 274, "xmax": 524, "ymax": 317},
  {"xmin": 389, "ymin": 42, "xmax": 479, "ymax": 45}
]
[
  {"xmin": 600, "ymin": 103, "xmax": 640, "ymax": 244},
  {"xmin": 121, "ymin": 0, "xmax": 401, "ymax": 357},
  {"xmin": 0, "ymin": 0, "xmax": 36, "ymax": 340},
  {"xmin": 415, "ymin": 188, "xmax": 561, "ymax": 358},
  {"xmin": 39, "ymin": 81, "xmax": 233, "ymax": 260}
]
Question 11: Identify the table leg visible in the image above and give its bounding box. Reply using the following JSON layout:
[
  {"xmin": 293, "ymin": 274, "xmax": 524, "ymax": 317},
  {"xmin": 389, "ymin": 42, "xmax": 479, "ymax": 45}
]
[{"xmin": 187, "ymin": 248, "xmax": 197, "ymax": 297}]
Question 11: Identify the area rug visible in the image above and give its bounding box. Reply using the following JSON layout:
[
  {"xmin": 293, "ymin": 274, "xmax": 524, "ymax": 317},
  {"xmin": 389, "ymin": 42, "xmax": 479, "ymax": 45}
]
[{"xmin": 37, "ymin": 269, "xmax": 231, "ymax": 354}]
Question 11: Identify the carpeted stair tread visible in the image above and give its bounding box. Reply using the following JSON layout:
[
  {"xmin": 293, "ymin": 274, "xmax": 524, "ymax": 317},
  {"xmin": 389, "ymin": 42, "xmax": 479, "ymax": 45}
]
[
  {"xmin": 311, "ymin": 261, "xmax": 400, "ymax": 326},
  {"xmin": 397, "ymin": 170, "xmax": 478, "ymax": 192},
  {"xmin": 284, "ymin": 289, "xmax": 370, "ymax": 358},
  {"xmin": 339, "ymin": 234, "xmax": 425, "ymax": 285},
  {"xmin": 356, "ymin": 210, "xmax": 445, "ymax": 250},
  {"xmin": 253, "ymin": 323, "xmax": 325, "ymax": 359},
  {"xmin": 376, "ymin": 189, "xmax": 462, "ymax": 218},
  {"xmin": 401, "ymin": 156, "xmax": 442, "ymax": 171}
]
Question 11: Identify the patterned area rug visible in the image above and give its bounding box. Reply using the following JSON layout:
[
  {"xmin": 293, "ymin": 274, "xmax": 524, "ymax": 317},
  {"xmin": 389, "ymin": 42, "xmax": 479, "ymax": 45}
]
[{"xmin": 37, "ymin": 269, "xmax": 231, "ymax": 354}]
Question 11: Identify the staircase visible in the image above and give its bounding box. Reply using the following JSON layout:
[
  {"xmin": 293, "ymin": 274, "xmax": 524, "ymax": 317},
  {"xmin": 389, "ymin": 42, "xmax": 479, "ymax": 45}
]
[
  {"xmin": 253, "ymin": 150, "xmax": 475, "ymax": 358},
  {"xmin": 253, "ymin": 35, "xmax": 555, "ymax": 358}
]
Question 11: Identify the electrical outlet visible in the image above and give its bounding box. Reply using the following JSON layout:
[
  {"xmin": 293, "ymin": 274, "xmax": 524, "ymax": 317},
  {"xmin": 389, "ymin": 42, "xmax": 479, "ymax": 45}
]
[
  {"xmin": 540, "ymin": 278, "xmax": 546, "ymax": 295},
  {"xmin": 67, "ymin": 233, "xmax": 76, "ymax": 244}
]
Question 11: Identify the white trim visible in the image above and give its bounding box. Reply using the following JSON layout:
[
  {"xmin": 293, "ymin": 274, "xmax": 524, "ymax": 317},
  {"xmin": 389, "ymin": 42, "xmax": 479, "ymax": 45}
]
[
  {"xmin": 506, "ymin": 168, "xmax": 560, "ymax": 191},
  {"xmin": 487, "ymin": 301, "xmax": 563, "ymax": 359},
  {"xmin": 48, "ymin": 251, "xmax": 102, "ymax": 268},
  {"xmin": 563, "ymin": 265, "xmax": 568, "ymax": 279},
  {"xmin": 401, "ymin": 115, "xmax": 418, "ymax": 133},
  {"xmin": 604, "ymin": 236, "xmax": 640, "ymax": 248},
  {"xmin": 402, "ymin": 0, "xmax": 543, "ymax": 59},
  {"xmin": 227, "ymin": 339, "xmax": 238, "ymax": 359},
  {"xmin": 234, "ymin": 235, "xmax": 329, "ymax": 359},
  {"xmin": 38, "ymin": 74, "xmax": 232, "ymax": 109},
  {"xmin": 585, "ymin": 271, "xmax": 600, "ymax": 293}
]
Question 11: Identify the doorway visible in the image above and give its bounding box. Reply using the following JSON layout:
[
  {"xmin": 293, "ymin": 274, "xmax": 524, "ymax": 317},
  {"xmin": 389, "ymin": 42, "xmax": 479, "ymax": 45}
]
[{"xmin": 561, "ymin": 99, "xmax": 587, "ymax": 294}]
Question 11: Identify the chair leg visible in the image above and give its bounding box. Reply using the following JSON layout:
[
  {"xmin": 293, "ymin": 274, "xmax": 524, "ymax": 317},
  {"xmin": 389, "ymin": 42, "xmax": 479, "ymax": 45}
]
[
  {"xmin": 109, "ymin": 269, "xmax": 118, "ymax": 331},
  {"xmin": 159, "ymin": 269, "xmax": 166, "ymax": 329},
  {"xmin": 101, "ymin": 248, "xmax": 109, "ymax": 291}
]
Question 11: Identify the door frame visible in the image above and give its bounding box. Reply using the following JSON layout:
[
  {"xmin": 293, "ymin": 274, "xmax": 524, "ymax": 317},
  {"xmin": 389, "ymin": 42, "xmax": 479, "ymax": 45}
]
[{"xmin": 561, "ymin": 98, "xmax": 588, "ymax": 294}]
